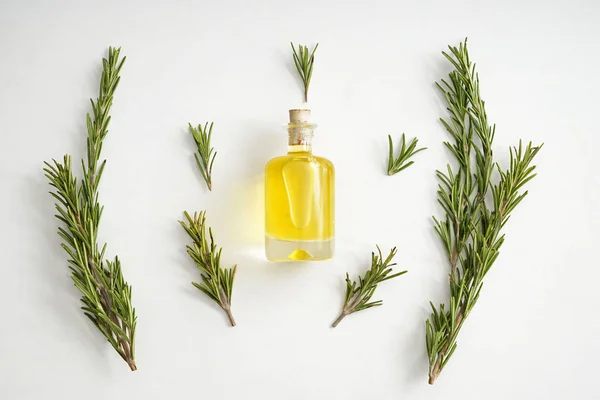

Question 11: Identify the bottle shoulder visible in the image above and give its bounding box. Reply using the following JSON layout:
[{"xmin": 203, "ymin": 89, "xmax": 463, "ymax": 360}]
[
  {"xmin": 266, "ymin": 153, "xmax": 334, "ymax": 171},
  {"xmin": 314, "ymin": 155, "xmax": 334, "ymax": 169}
]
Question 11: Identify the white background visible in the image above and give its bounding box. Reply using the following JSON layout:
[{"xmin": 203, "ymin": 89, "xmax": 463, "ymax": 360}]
[{"xmin": 1, "ymin": 0, "xmax": 598, "ymax": 399}]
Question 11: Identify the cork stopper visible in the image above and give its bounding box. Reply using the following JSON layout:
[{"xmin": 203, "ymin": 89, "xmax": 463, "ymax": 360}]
[
  {"xmin": 289, "ymin": 109, "xmax": 311, "ymax": 124},
  {"xmin": 287, "ymin": 109, "xmax": 315, "ymax": 146}
]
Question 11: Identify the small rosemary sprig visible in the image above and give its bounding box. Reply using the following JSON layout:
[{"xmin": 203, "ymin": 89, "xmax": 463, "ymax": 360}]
[
  {"xmin": 387, "ymin": 134, "xmax": 426, "ymax": 175},
  {"xmin": 43, "ymin": 47, "xmax": 137, "ymax": 371},
  {"xmin": 332, "ymin": 247, "xmax": 407, "ymax": 327},
  {"xmin": 179, "ymin": 211, "xmax": 237, "ymax": 326},
  {"xmin": 188, "ymin": 122, "xmax": 216, "ymax": 191},
  {"xmin": 291, "ymin": 42, "xmax": 319, "ymax": 102},
  {"xmin": 425, "ymin": 39, "xmax": 543, "ymax": 384}
]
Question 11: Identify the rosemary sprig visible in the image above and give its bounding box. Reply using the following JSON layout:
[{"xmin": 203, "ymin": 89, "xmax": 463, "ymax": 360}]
[
  {"xmin": 179, "ymin": 211, "xmax": 237, "ymax": 326},
  {"xmin": 43, "ymin": 47, "xmax": 137, "ymax": 371},
  {"xmin": 188, "ymin": 122, "xmax": 216, "ymax": 191},
  {"xmin": 291, "ymin": 42, "xmax": 319, "ymax": 102},
  {"xmin": 425, "ymin": 39, "xmax": 543, "ymax": 384},
  {"xmin": 387, "ymin": 134, "xmax": 427, "ymax": 175},
  {"xmin": 332, "ymin": 247, "xmax": 407, "ymax": 327}
]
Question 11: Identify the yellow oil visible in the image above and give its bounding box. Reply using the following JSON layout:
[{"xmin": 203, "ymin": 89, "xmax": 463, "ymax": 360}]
[{"xmin": 265, "ymin": 148, "xmax": 334, "ymax": 261}]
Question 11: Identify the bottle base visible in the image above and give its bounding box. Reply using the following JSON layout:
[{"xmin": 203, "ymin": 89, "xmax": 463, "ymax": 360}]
[{"xmin": 265, "ymin": 236, "xmax": 334, "ymax": 262}]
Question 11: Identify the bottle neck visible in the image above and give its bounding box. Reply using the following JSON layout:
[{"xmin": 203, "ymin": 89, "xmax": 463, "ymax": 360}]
[
  {"xmin": 288, "ymin": 139, "xmax": 313, "ymax": 153},
  {"xmin": 287, "ymin": 122, "xmax": 315, "ymax": 154}
]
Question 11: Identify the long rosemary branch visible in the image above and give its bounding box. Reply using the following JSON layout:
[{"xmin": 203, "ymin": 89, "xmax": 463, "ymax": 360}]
[
  {"xmin": 179, "ymin": 211, "xmax": 237, "ymax": 326},
  {"xmin": 425, "ymin": 39, "xmax": 543, "ymax": 384},
  {"xmin": 44, "ymin": 47, "xmax": 137, "ymax": 371},
  {"xmin": 332, "ymin": 247, "xmax": 407, "ymax": 327}
]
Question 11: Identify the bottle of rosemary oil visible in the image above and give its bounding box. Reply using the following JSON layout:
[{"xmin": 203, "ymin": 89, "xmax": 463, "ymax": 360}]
[{"xmin": 264, "ymin": 109, "xmax": 335, "ymax": 261}]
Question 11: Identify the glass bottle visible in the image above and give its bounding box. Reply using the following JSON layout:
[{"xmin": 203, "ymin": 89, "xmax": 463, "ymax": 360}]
[{"xmin": 265, "ymin": 109, "xmax": 335, "ymax": 261}]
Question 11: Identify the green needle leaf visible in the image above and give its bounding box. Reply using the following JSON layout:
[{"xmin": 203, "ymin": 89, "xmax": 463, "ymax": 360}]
[
  {"xmin": 188, "ymin": 122, "xmax": 216, "ymax": 191},
  {"xmin": 291, "ymin": 42, "xmax": 319, "ymax": 102},
  {"xmin": 387, "ymin": 133, "xmax": 427, "ymax": 176}
]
